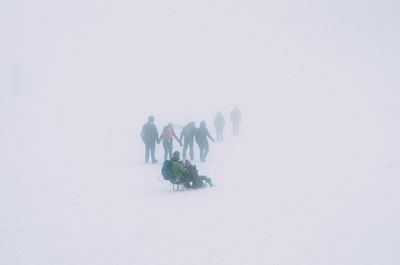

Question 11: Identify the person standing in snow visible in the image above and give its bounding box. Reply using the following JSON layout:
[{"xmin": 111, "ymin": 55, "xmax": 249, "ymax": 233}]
[
  {"xmin": 159, "ymin": 123, "xmax": 182, "ymax": 160},
  {"xmin": 141, "ymin": 115, "xmax": 159, "ymax": 163},
  {"xmin": 213, "ymin": 111, "xmax": 225, "ymax": 142},
  {"xmin": 195, "ymin": 121, "xmax": 215, "ymax": 162},
  {"xmin": 230, "ymin": 105, "xmax": 242, "ymax": 136},
  {"xmin": 179, "ymin": 121, "xmax": 197, "ymax": 161}
]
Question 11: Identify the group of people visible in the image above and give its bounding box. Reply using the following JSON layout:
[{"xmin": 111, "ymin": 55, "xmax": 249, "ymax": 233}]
[
  {"xmin": 140, "ymin": 105, "xmax": 242, "ymax": 189},
  {"xmin": 162, "ymin": 151, "xmax": 215, "ymax": 189},
  {"xmin": 212, "ymin": 104, "xmax": 242, "ymax": 141},
  {"xmin": 140, "ymin": 105, "xmax": 242, "ymax": 164}
]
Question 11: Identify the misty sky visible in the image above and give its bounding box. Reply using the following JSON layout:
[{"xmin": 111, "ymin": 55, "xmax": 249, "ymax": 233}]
[{"xmin": 1, "ymin": 0, "xmax": 399, "ymax": 160}]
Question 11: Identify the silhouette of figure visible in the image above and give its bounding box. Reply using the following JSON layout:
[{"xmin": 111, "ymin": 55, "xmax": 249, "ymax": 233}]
[
  {"xmin": 166, "ymin": 151, "xmax": 215, "ymax": 189},
  {"xmin": 159, "ymin": 123, "xmax": 182, "ymax": 160},
  {"xmin": 180, "ymin": 122, "xmax": 196, "ymax": 161},
  {"xmin": 213, "ymin": 111, "xmax": 225, "ymax": 142},
  {"xmin": 195, "ymin": 121, "xmax": 215, "ymax": 162},
  {"xmin": 230, "ymin": 105, "xmax": 242, "ymax": 136},
  {"xmin": 141, "ymin": 116, "xmax": 159, "ymax": 163}
]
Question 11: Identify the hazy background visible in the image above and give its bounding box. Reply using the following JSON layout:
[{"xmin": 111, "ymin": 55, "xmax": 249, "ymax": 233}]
[
  {"xmin": 1, "ymin": 1, "xmax": 400, "ymax": 264},
  {"xmin": 1, "ymin": 0, "xmax": 399, "ymax": 175}
]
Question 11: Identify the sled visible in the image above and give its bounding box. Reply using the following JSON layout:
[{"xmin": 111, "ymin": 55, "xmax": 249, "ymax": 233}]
[{"xmin": 171, "ymin": 176, "xmax": 210, "ymax": 191}]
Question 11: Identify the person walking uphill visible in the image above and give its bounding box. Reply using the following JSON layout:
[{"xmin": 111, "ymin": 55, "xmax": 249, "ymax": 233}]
[
  {"xmin": 195, "ymin": 121, "xmax": 215, "ymax": 162},
  {"xmin": 179, "ymin": 122, "xmax": 197, "ymax": 161},
  {"xmin": 213, "ymin": 111, "xmax": 225, "ymax": 142},
  {"xmin": 230, "ymin": 105, "xmax": 242, "ymax": 136},
  {"xmin": 159, "ymin": 123, "xmax": 182, "ymax": 160},
  {"xmin": 141, "ymin": 116, "xmax": 159, "ymax": 163}
]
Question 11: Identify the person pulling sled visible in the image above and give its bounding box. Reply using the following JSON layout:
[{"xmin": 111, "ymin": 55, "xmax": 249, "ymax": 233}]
[{"xmin": 162, "ymin": 151, "xmax": 214, "ymax": 190}]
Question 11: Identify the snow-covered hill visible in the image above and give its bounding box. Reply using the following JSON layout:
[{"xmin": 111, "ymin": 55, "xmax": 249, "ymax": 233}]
[
  {"xmin": 1, "ymin": 94, "xmax": 399, "ymax": 265},
  {"xmin": 1, "ymin": 0, "xmax": 400, "ymax": 264}
]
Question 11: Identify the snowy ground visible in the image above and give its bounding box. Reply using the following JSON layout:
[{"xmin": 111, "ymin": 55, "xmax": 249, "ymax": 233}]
[
  {"xmin": 1, "ymin": 94, "xmax": 399, "ymax": 265},
  {"xmin": 2, "ymin": 1, "xmax": 400, "ymax": 264}
]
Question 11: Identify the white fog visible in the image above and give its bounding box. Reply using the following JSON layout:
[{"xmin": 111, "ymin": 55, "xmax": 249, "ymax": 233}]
[{"xmin": 1, "ymin": 1, "xmax": 399, "ymax": 264}]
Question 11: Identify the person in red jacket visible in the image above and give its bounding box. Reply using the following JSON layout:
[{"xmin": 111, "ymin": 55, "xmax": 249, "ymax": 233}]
[{"xmin": 159, "ymin": 123, "xmax": 182, "ymax": 160}]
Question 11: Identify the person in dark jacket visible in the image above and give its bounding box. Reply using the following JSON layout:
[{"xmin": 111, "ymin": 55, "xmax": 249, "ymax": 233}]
[
  {"xmin": 230, "ymin": 105, "xmax": 242, "ymax": 136},
  {"xmin": 141, "ymin": 115, "xmax": 159, "ymax": 163},
  {"xmin": 159, "ymin": 123, "xmax": 182, "ymax": 160},
  {"xmin": 213, "ymin": 111, "xmax": 225, "ymax": 142},
  {"xmin": 179, "ymin": 122, "xmax": 196, "ymax": 161},
  {"xmin": 195, "ymin": 121, "xmax": 215, "ymax": 162}
]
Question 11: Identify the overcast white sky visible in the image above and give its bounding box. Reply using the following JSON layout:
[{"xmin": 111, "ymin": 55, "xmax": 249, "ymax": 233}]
[{"xmin": 1, "ymin": 0, "xmax": 399, "ymax": 161}]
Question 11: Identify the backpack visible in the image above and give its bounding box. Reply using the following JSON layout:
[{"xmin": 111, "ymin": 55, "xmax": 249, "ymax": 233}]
[{"xmin": 161, "ymin": 160, "xmax": 173, "ymax": 180}]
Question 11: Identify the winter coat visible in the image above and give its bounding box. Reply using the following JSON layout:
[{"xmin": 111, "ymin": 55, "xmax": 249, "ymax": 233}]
[
  {"xmin": 180, "ymin": 124, "xmax": 196, "ymax": 142},
  {"xmin": 171, "ymin": 160, "xmax": 187, "ymax": 183},
  {"xmin": 196, "ymin": 126, "xmax": 214, "ymax": 145},
  {"xmin": 141, "ymin": 122, "xmax": 159, "ymax": 144},
  {"xmin": 230, "ymin": 109, "xmax": 241, "ymax": 123},
  {"xmin": 160, "ymin": 126, "xmax": 179, "ymax": 143},
  {"xmin": 213, "ymin": 114, "xmax": 225, "ymax": 129},
  {"xmin": 162, "ymin": 127, "xmax": 174, "ymax": 142}
]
